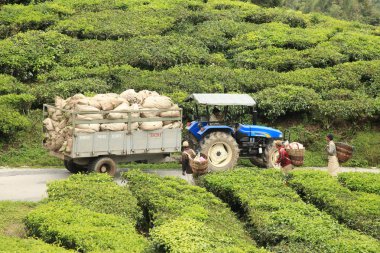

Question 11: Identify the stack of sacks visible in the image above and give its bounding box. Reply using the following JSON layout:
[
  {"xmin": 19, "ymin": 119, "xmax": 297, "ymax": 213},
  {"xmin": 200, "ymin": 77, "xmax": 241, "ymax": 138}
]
[{"xmin": 43, "ymin": 89, "xmax": 182, "ymax": 154}]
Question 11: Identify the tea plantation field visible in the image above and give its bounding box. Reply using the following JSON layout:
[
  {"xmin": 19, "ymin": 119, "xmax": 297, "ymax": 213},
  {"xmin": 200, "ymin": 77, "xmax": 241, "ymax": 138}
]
[{"xmin": 0, "ymin": 170, "xmax": 379, "ymax": 252}]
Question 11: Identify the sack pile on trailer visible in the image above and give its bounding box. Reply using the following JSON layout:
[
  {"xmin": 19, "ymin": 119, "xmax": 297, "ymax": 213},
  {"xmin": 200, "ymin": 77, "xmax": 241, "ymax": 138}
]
[{"xmin": 43, "ymin": 89, "xmax": 181, "ymax": 154}]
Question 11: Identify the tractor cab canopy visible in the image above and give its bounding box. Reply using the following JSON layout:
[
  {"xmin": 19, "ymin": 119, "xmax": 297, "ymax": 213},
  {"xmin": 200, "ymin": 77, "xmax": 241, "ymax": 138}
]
[{"xmin": 185, "ymin": 93, "xmax": 256, "ymax": 107}]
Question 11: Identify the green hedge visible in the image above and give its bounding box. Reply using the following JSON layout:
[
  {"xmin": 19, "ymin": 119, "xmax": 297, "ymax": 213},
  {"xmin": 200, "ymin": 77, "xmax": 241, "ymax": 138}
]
[
  {"xmin": 0, "ymin": 93, "xmax": 35, "ymax": 112},
  {"xmin": 0, "ymin": 105, "xmax": 30, "ymax": 137},
  {"xmin": 0, "ymin": 74, "xmax": 26, "ymax": 95},
  {"xmin": 47, "ymin": 173, "xmax": 142, "ymax": 224},
  {"xmin": 202, "ymin": 169, "xmax": 380, "ymax": 252},
  {"xmin": 124, "ymin": 170, "xmax": 264, "ymax": 253},
  {"xmin": 338, "ymin": 172, "xmax": 380, "ymax": 195},
  {"xmin": 289, "ymin": 170, "xmax": 380, "ymax": 240},
  {"xmin": 25, "ymin": 201, "xmax": 151, "ymax": 252},
  {"xmin": 0, "ymin": 235, "xmax": 72, "ymax": 253}
]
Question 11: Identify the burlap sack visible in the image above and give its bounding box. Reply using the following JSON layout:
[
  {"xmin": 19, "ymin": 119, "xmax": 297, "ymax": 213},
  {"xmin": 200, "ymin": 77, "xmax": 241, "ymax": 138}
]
[
  {"xmin": 162, "ymin": 121, "xmax": 181, "ymax": 129},
  {"xmin": 138, "ymin": 90, "xmax": 159, "ymax": 101},
  {"xmin": 140, "ymin": 121, "xmax": 163, "ymax": 131},
  {"xmin": 51, "ymin": 110, "xmax": 63, "ymax": 121},
  {"xmin": 130, "ymin": 103, "xmax": 140, "ymax": 118},
  {"xmin": 55, "ymin": 96, "xmax": 66, "ymax": 109},
  {"xmin": 88, "ymin": 99, "xmax": 102, "ymax": 109},
  {"xmin": 172, "ymin": 121, "xmax": 182, "ymax": 128},
  {"xmin": 160, "ymin": 105, "xmax": 180, "ymax": 117},
  {"xmin": 76, "ymin": 124, "xmax": 100, "ymax": 132},
  {"xmin": 75, "ymin": 104, "xmax": 103, "ymax": 120},
  {"xmin": 125, "ymin": 122, "xmax": 139, "ymax": 131},
  {"xmin": 107, "ymin": 103, "xmax": 130, "ymax": 120},
  {"xmin": 75, "ymin": 128, "xmax": 97, "ymax": 133},
  {"xmin": 120, "ymin": 89, "xmax": 143, "ymax": 104},
  {"xmin": 143, "ymin": 95, "xmax": 172, "ymax": 109},
  {"xmin": 72, "ymin": 94, "xmax": 86, "ymax": 100},
  {"xmin": 43, "ymin": 118, "xmax": 54, "ymax": 131},
  {"xmin": 141, "ymin": 108, "xmax": 159, "ymax": 118},
  {"xmin": 100, "ymin": 123, "xmax": 126, "ymax": 131},
  {"xmin": 66, "ymin": 138, "xmax": 73, "ymax": 153}
]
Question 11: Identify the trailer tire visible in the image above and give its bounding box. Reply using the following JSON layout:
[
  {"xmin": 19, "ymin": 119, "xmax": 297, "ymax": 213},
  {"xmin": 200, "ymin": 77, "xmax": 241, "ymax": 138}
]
[
  {"xmin": 201, "ymin": 132, "xmax": 239, "ymax": 172},
  {"xmin": 266, "ymin": 146, "xmax": 280, "ymax": 169},
  {"xmin": 64, "ymin": 160, "xmax": 87, "ymax": 174},
  {"xmin": 89, "ymin": 157, "xmax": 117, "ymax": 177}
]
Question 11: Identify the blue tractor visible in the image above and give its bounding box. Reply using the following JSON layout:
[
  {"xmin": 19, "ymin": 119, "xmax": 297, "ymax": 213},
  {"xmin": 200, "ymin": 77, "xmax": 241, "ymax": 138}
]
[{"xmin": 185, "ymin": 93, "xmax": 283, "ymax": 172}]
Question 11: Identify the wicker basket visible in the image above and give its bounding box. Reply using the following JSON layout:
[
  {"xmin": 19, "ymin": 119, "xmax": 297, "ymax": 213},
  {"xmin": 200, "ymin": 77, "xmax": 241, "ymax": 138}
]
[
  {"xmin": 335, "ymin": 142, "xmax": 353, "ymax": 163},
  {"xmin": 189, "ymin": 153, "xmax": 208, "ymax": 175},
  {"xmin": 286, "ymin": 148, "xmax": 305, "ymax": 167}
]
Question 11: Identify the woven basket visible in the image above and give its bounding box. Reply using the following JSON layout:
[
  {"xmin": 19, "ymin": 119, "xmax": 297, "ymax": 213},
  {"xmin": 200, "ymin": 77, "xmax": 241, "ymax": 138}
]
[
  {"xmin": 286, "ymin": 148, "xmax": 305, "ymax": 167},
  {"xmin": 336, "ymin": 142, "xmax": 353, "ymax": 163},
  {"xmin": 189, "ymin": 153, "xmax": 208, "ymax": 175}
]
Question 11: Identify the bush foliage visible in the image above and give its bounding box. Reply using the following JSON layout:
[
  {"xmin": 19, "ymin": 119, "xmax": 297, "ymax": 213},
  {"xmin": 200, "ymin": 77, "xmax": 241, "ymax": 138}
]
[
  {"xmin": 47, "ymin": 173, "xmax": 142, "ymax": 224},
  {"xmin": 338, "ymin": 172, "xmax": 380, "ymax": 195},
  {"xmin": 0, "ymin": 235, "xmax": 72, "ymax": 253},
  {"xmin": 124, "ymin": 169, "xmax": 265, "ymax": 253},
  {"xmin": 202, "ymin": 169, "xmax": 380, "ymax": 252},
  {"xmin": 289, "ymin": 170, "xmax": 380, "ymax": 240},
  {"xmin": 25, "ymin": 200, "xmax": 151, "ymax": 252}
]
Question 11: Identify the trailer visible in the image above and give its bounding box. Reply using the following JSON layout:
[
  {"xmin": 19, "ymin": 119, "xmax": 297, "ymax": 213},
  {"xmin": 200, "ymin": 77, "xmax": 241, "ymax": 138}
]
[{"xmin": 43, "ymin": 104, "xmax": 182, "ymax": 176}]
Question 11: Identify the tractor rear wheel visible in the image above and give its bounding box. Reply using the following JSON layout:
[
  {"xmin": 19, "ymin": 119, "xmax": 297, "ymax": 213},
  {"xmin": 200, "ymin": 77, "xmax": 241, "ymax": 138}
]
[
  {"xmin": 200, "ymin": 132, "xmax": 239, "ymax": 172},
  {"xmin": 266, "ymin": 146, "xmax": 281, "ymax": 169},
  {"xmin": 64, "ymin": 159, "xmax": 87, "ymax": 174}
]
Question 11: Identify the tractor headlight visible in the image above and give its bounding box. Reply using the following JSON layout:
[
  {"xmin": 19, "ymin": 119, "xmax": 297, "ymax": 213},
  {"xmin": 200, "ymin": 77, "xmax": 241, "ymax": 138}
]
[{"xmin": 279, "ymin": 134, "xmax": 283, "ymax": 138}]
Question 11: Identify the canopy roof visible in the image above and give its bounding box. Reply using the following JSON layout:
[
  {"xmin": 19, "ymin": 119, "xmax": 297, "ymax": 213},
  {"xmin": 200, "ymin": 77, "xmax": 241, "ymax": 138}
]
[{"xmin": 185, "ymin": 93, "xmax": 256, "ymax": 106}]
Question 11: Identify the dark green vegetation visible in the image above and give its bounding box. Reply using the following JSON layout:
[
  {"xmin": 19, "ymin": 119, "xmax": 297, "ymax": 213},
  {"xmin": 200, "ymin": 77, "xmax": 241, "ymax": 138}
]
[
  {"xmin": 47, "ymin": 173, "xmax": 142, "ymax": 224},
  {"xmin": 0, "ymin": 0, "xmax": 379, "ymax": 167},
  {"xmin": 289, "ymin": 170, "xmax": 380, "ymax": 240},
  {"xmin": 0, "ymin": 201, "xmax": 72, "ymax": 252},
  {"xmin": 254, "ymin": 0, "xmax": 380, "ymax": 25},
  {"xmin": 202, "ymin": 168, "xmax": 380, "ymax": 252},
  {"xmin": 25, "ymin": 200, "xmax": 151, "ymax": 252},
  {"xmin": 338, "ymin": 172, "xmax": 380, "ymax": 194},
  {"xmin": 124, "ymin": 169, "xmax": 264, "ymax": 253}
]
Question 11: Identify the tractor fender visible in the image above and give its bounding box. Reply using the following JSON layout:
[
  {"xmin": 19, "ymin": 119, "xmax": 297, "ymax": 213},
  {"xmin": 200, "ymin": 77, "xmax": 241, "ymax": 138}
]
[{"xmin": 197, "ymin": 125, "xmax": 234, "ymax": 139}]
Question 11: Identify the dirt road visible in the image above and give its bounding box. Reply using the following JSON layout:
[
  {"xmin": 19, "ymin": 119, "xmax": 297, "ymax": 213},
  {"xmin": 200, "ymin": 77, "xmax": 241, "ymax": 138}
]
[{"xmin": 0, "ymin": 167, "xmax": 378, "ymax": 202}]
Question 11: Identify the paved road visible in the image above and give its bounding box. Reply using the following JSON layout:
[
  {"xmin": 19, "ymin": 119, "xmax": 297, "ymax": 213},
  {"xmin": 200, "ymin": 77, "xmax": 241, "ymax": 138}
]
[{"xmin": 0, "ymin": 167, "xmax": 378, "ymax": 202}]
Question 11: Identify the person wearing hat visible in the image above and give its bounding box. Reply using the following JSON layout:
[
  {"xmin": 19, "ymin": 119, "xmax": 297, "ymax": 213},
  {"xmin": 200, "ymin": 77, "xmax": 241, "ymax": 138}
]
[
  {"xmin": 181, "ymin": 141, "xmax": 196, "ymax": 176},
  {"xmin": 326, "ymin": 133, "xmax": 339, "ymax": 176},
  {"xmin": 274, "ymin": 140, "xmax": 293, "ymax": 175}
]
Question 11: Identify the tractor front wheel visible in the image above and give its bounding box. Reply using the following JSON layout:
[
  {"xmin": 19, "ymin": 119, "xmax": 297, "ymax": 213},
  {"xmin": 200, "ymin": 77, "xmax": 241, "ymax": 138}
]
[
  {"xmin": 200, "ymin": 132, "xmax": 239, "ymax": 172},
  {"xmin": 266, "ymin": 146, "xmax": 281, "ymax": 169}
]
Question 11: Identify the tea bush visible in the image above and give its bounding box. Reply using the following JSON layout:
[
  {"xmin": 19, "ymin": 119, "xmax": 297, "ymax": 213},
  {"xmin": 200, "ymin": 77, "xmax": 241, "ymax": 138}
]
[
  {"xmin": 338, "ymin": 172, "xmax": 380, "ymax": 195},
  {"xmin": 124, "ymin": 169, "xmax": 265, "ymax": 253},
  {"xmin": 202, "ymin": 169, "xmax": 380, "ymax": 252},
  {"xmin": 47, "ymin": 173, "xmax": 142, "ymax": 224},
  {"xmin": 0, "ymin": 94, "xmax": 35, "ymax": 112},
  {"xmin": 25, "ymin": 200, "xmax": 151, "ymax": 252},
  {"xmin": 0, "ymin": 235, "xmax": 72, "ymax": 252},
  {"xmin": 289, "ymin": 170, "xmax": 380, "ymax": 240},
  {"xmin": 0, "ymin": 105, "xmax": 30, "ymax": 137},
  {"xmin": 0, "ymin": 74, "xmax": 26, "ymax": 95}
]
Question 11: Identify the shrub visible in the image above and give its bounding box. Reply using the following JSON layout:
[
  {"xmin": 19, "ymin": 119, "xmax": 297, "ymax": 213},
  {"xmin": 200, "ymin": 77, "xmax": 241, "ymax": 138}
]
[
  {"xmin": 124, "ymin": 170, "xmax": 264, "ymax": 253},
  {"xmin": 244, "ymin": 7, "xmax": 307, "ymax": 27},
  {"xmin": 0, "ymin": 74, "xmax": 26, "ymax": 94},
  {"xmin": 202, "ymin": 169, "xmax": 380, "ymax": 252},
  {"xmin": 289, "ymin": 170, "xmax": 380, "ymax": 239},
  {"xmin": 338, "ymin": 172, "xmax": 380, "ymax": 195},
  {"xmin": 0, "ymin": 105, "xmax": 30, "ymax": 137},
  {"xmin": 0, "ymin": 94, "xmax": 35, "ymax": 112},
  {"xmin": 0, "ymin": 3, "xmax": 73, "ymax": 38},
  {"xmin": 123, "ymin": 35, "xmax": 210, "ymax": 70},
  {"xmin": 53, "ymin": 9, "xmax": 175, "ymax": 40},
  {"xmin": 25, "ymin": 201, "xmax": 151, "ymax": 252},
  {"xmin": 0, "ymin": 236, "xmax": 72, "ymax": 252},
  {"xmin": 47, "ymin": 173, "xmax": 142, "ymax": 224},
  {"xmin": 253, "ymin": 85, "xmax": 320, "ymax": 120},
  {"xmin": 349, "ymin": 131, "xmax": 380, "ymax": 167},
  {"xmin": 0, "ymin": 30, "xmax": 70, "ymax": 81}
]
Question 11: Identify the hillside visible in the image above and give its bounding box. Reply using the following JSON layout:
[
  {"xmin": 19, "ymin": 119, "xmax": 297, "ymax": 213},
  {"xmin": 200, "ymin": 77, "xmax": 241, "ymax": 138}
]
[{"xmin": 0, "ymin": 0, "xmax": 379, "ymax": 166}]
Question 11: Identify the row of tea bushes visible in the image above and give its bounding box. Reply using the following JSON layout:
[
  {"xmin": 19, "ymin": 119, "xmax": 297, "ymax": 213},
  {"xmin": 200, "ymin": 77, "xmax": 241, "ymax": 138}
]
[
  {"xmin": 338, "ymin": 172, "xmax": 380, "ymax": 195},
  {"xmin": 289, "ymin": 170, "xmax": 380, "ymax": 240},
  {"xmin": 124, "ymin": 170, "xmax": 266, "ymax": 253},
  {"xmin": 0, "ymin": 235, "xmax": 72, "ymax": 252},
  {"xmin": 24, "ymin": 201, "xmax": 151, "ymax": 253},
  {"xmin": 46, "ymin": 173, "xmax": 142, "ymax": 224},
  {"xmin": 202, "ymin": 169, "xmax": 380, "ymax": 253}
]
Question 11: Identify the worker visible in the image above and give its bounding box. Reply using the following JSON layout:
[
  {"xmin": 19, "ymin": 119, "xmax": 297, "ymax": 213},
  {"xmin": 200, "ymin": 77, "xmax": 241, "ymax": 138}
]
[
  {"xmin": 275, "ymin": 140, "xmax": 293, "ymax": 175},
  {"xmin": 326, "ymin": 133, "xmax": 340, "ymax": 176},
  {"xmin": 181, "ymin": 141, "xmax": 196, "ymax": 183},
  {"xmin": 209, "ymin": 107, "xmax": 224, "ymax": 123}
]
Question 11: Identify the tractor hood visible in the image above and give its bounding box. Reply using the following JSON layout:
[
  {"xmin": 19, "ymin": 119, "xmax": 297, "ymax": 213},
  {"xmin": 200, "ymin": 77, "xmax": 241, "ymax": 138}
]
[{"xmin": 238, "ymin": 124, "xmax": 283, "ymax": 139}]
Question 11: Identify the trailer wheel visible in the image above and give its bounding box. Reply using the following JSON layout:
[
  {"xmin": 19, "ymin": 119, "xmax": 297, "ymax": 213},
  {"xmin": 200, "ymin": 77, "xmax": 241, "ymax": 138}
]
[
  {"xmin": 64, "ymin": 160, "xmax": 87, "ymax": 174},
  {"xmin": 200, "ymin": 132, "xmax": 239, "ymax": 172},
  {"xmin": 89, "ymin": 157, "xmax": 117, "ymax": 177}
]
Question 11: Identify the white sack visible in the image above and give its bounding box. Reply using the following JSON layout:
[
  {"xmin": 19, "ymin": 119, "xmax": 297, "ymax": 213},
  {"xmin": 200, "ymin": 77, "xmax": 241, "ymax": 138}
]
[
  {"xmin": 160, "ymin": 105, "xmax": 180, "ymax": 117},
  {"xmin": 143, "ymin": 95, "xmax": 172, "ymax": 109},
  {"xmin": 120, "ymin": 89, "xmax": 142, "ymax": 104},
  {"xmin": 140, "ymin": 121, "xmax": 163, "ymax": 131},
  {"xmin": 141, "ymin": 108, "xmax": 159, "ymax": 118},
  {"xmin": 100, "ymin": 123, "xmax": 126, "ymax": 131},
  {"xmin": 76, "ymin": 124, "xmax": 100, "ymax": 132},
  {"xmin": 107, "ymin": 103, "xmax": 130, "ymax": 119},
  {"xmin": 43, "ymin": 118, "xmax": 54, "ymax": 131}
]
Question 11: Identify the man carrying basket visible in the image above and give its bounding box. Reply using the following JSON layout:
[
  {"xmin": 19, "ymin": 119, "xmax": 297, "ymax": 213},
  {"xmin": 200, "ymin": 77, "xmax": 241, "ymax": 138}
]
[{"xmin": 274, "ymin": 140, "xmax": 293, "ymax": 175}]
